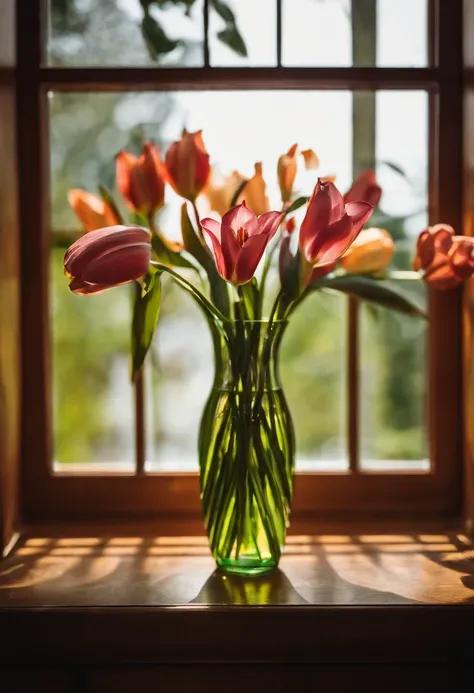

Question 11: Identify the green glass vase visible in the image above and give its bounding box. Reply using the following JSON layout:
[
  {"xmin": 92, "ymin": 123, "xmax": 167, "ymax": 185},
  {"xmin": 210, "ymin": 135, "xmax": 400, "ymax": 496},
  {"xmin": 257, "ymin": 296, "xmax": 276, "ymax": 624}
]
[{"xmin": 198, "ymin": 319, "xmax": 295, "ymax": 576}]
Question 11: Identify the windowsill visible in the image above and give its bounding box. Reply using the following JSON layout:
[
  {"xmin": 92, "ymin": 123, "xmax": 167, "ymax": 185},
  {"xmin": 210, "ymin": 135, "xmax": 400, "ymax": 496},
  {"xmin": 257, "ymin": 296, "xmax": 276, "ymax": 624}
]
[{"xmin": 0, "ymin": 522, "xmax": 473, "ymax": 666}]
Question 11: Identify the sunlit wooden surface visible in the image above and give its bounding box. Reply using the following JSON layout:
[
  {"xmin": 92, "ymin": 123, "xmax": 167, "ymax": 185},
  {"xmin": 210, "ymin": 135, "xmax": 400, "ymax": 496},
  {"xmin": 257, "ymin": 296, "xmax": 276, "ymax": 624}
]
[{"xmin": 1, "ymin": 531, "xmax": 473, "ymax": 606}]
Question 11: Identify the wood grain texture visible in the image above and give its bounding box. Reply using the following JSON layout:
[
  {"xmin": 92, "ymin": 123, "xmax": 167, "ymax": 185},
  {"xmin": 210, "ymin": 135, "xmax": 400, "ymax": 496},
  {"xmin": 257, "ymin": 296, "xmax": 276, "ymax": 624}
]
[{"xmin": 0, "ymin": 79, "xmax": 20, "ymax": 553}]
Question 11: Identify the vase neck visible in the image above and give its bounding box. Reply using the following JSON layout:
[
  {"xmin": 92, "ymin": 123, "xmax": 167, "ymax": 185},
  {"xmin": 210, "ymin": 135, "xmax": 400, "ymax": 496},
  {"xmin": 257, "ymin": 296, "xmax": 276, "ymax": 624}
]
[{"xmin": 210, "ymin": 319, "xmax": 287, "ymax": 393}]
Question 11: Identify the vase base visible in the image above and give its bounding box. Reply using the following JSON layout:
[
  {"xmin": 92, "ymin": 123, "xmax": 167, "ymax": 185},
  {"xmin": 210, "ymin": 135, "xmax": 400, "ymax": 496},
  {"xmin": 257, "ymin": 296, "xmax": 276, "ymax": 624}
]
[{"xmin": 216, "ymin": 557, "xmax": 278, "ymax": 577}]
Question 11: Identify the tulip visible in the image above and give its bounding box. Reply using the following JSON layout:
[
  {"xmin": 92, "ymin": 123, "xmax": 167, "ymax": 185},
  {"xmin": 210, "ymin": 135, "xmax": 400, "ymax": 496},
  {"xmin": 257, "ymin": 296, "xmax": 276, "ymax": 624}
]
[
  {"xmin": 116, "ymin": 142, "xmax": 165, "ymax": 216},
  {"xmin": 278, "ymin": 144, "xmax": 320, "ymax": 203},
  {"xmin": 64, "ymin": 225, "xmax": 151, "ymax": 295},
  {"xmin": 340, "ymin": 227, "xmax": 394, "ymax": 274},
  {"xmin": 201, "ymin": 202, "xmax": 283, "ymax": 285},
  {"xmin": 298, "ymin": 179, "xmax": 373, "ymax": 287},
  {"xmin": 414, "ymin": 224, "xmax": 474, "ymax": 289},
  {"xmin": 68, "ymin": 189, "xmax": 120, "ymax": 232},
  {"xmin": 164, "ymin": 129, "xmax": 210, "ymax": 201},
  {"xmin": 344, "ymin": 169, "xmax": 382, "ymax": 208},
  {"xmin": 203, "ymin": 168, "xmax": 246, "ymax": 217},
  {"xmin": 237, "ymin": 162, "xmax": 270, "ymax": 216}
]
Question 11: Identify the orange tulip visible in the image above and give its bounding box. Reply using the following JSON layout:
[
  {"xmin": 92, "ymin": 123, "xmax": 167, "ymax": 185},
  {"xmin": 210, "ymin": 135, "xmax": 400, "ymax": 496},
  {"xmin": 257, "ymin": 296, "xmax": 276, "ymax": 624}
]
[
  {"xmin": 277, "ymin": 144, "xmax": 298, "ymax": 203},
  {"xmin": 64, "ymin": 225, "xmax": 151, "ymax": 295},
  {"xmin": 237, "ymin": 162, "xmax": 270, "ymax": 216},
  {"xmin": 278, "ymin": 144, "xmax": 320, "ymax": 203},
  {"xmin": 164, "ymin": 129, "xmax": 210, "ymax": 201},
  {"xmin": 340, "ymin": 227, "xmax": 395, "ymax": 274},
  {"xmin": 116, "ymin": 142, "xmax": 165, "ymax": 216},
  {"xmin": 68, "ymin": 189, "xmax": 120, "ymax": 232},
  {"xmin": 414, "ymin": 223, "xmax": 474, "ymax": 288},
  {"xmin": 203, "ymin": 167, "xmax": 246, "ymax": 217}
]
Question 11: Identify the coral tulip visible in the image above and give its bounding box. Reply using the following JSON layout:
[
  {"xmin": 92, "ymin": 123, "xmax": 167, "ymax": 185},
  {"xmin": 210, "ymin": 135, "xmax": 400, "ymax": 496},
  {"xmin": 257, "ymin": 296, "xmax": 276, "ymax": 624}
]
[
  {"xmin": 414, "ymin": 224, "xmax": 474, "ymax": 288},
  {"xmin": 344, "ymin": 170, "xmax": 382, "ymax": 208},
  {"xmin": 298, "ymin": 179, "xmax": 373, "ymax": 286},
  {"xmin": 201, "ymin": 202, "xmax": 283, "ymax": 285},
  {"xmin": 165, "ymin": 130, "xmax": 210, "ymax": 201},
  {"xmin": 64, "ymin": 225, "xmax": 151, "ymax": 295},
  {"xmin": 116, "ymin": 142, "xmax": 165, "ymax": 216},
  {"xmin": 341, "ymin": 227, "xmax": 394, "ymax": 274},
  {"xmin": 68, "ymin": 189, "xmax": 120, "ymax": 232}
]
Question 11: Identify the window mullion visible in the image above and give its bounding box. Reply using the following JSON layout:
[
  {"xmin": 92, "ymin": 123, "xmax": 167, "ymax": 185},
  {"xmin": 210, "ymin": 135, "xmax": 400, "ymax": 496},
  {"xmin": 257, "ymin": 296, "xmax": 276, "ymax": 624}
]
[{"xmin": 349, "ymin": 0, "xmax": 377, "ymax": 474}]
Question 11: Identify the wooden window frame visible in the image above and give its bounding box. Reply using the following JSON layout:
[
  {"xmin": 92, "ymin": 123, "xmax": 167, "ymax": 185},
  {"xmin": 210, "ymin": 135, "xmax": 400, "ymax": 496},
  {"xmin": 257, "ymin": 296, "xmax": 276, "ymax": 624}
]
[{"xmin": 16, "ymin": 0, "xmax": 464, "ymax": 523}]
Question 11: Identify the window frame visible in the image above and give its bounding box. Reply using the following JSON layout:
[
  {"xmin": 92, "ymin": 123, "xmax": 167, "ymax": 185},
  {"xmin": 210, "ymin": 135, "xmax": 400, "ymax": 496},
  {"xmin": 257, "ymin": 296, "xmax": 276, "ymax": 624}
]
[{"xmin": 17, "ymin": 0, "xmax": 464, "ymax": 522}]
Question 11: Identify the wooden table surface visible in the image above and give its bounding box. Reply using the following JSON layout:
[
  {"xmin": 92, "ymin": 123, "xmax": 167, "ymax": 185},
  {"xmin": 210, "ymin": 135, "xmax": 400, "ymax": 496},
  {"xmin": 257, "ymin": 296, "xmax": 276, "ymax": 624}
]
[{"xmin": 1, "ymin": 528, "xmax": 474, "ymax": 667}]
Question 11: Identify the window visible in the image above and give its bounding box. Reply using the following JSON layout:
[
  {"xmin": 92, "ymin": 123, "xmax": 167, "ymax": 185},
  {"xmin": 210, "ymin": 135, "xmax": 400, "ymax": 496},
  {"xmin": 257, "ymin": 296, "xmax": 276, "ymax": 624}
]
[{"xmin": 18, "ymin": 0, "xmax": 463, "ymax": 521}]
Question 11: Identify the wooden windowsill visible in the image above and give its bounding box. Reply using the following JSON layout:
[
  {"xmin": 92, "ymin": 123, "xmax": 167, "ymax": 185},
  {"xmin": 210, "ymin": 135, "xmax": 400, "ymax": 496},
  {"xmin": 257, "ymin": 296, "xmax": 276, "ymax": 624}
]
[{"xmin": 0, "ymin": 523, "xmax": 473, "ymax": 666}]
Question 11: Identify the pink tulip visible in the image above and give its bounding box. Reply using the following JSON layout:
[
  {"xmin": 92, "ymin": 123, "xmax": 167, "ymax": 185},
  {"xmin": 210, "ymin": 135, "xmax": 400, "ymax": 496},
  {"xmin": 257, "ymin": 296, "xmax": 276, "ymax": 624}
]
[
  {"xmin": 298, "ymin": 179, "xmax": 373, "ymax": 286},
  {"xmin": 64, "ymin": 225, "xmax": 151, "ymax": 295},
  {"xmin": 201, "ymin": 202, "xmax": 283, "ymax": 285},
  {"xmin": 344, "ymin": 169, "xmax": 382, "ymax": 208}
]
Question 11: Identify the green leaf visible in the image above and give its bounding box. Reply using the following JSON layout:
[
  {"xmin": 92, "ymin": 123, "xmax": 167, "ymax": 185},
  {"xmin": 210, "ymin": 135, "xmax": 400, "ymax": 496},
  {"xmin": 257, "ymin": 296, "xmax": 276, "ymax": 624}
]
[
  {"xmin": 98, "ymin": 185, "xmax": 124, "ymax": 225},
  {"xmin": 230, "ymin": 178, "xmax": 249, "ymax": 207},
  {"xmin": 210, "ymin": 0, "xmax": 236, "ymax": 24},
  {"xmin": 151, "ymin": 262, "xmax": 229, "ymax": 325},
  {"xmin": 316, "ymin": 274, "xmax": 427, "ymax": 318},
  {"xmin": 151, "ymin": 233, "xmax": 198, "ymax": 271},
  {"xmin": 141, "ymin": 15, "xmax": 180, "ymax": 59},
  {"xmin": 181, "ymin": 205, "xmax": 230, "ymax": 316},
  {"xmin": 131, "ymin": 274, "xmax": 162, "ymax": 381},
  {"xmin": 284, "ymin": 196, "xmax": 309, "ymax": 215},
  {"xmin": 217, "ymin": 26, "xmax": 247, "ymax": 57}
]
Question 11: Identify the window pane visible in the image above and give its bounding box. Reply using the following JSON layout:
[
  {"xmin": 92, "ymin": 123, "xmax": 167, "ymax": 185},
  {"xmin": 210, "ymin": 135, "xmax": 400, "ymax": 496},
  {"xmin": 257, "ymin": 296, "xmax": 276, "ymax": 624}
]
[
  {"xmin": 377, "ymin": 0, "xmax": 427, "ymax": 67},
  {"xmin": 48, "ymin": 0, "xmax": 204, "ymax": 66},
  {"xmin": 283, "ymin": 0, "xmax": 427, "ymax": 67},
  {"xmin": 281, "ymin": 293, "xmax": 347, "ymax": 471},
  {"xmin": 359, "ymin": 90, "xmax": 429, "ymax": 470},
  {"xmin": 51, "ymin": 248, "xmax": 135, "ymax": 471},
  {"xmin": 208, "ymin": 0, "xmax": 276, "ymax": 66},
  {"xmin": 49, "ymin": 89, "xmax": 351, "ymax": 472}
]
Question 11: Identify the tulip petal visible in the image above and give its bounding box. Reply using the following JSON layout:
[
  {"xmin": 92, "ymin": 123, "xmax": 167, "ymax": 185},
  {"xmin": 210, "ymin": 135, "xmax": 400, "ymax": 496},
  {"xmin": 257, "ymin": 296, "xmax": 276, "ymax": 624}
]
[
  {"xmin": 345, "ymin": 200, "xmax": 373, "ymax": 233},
  {"xmin": 202, "ymin": 224, "xmax": 228, "ymax": 280},
  {"xmin": 301, "ymin": 149, "xmax": 319, "ymax": 170},
  {"xmin": 200, "ymin": 217, "xmax": 222, "ymax": 242},
  {"xmin": 69, "ymin": 277, "xmax": 115, "ymax": 295},
  {"xmin": 238, "ymin": 162, "xmax": 270, "ymax": 216},
  {"xmin": 257, "ymin": 211, "xmax": 284, "ymax": 241},
  {"xmin": 222, "ymin": 202, "xmax": 257, "ymax": 234},
  {"xmin": 305, "ymin": 213, "xmax": 354, "ymax": 265},
  {"xmin": 307, "ymin": 262, "xmax": 336, "ymax": 287},
  {"xmin": 234, "ymin": 234, "xmax": 269, "ymax": 285},
  {"xmin": 327, "ymin": 181, "xmax": 345, "ymax": 222},
  {"xmin": 299, "ymin": 180, "xmax": 334, "ymax": 252},
  {"xmin": 82, "ymin": 243, "xmax": 151, "ymax": 285}
]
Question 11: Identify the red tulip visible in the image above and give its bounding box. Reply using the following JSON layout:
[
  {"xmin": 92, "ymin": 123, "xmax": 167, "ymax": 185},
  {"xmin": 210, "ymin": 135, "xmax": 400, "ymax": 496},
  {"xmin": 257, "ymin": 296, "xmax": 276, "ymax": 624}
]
[
  {"xmin": 116, "ymin": 142, "xmax": 165, "ymax": 215},
  {"xmin": 64, "ymin": 225, "xmax": 151, "ymax": 295},
  {"xmin": 165, "ymin": 130, "xmax": 210, "ymax": 202},
  {"xmin": 68, "ymin": 189, "xmax": 120, "ymax": 232},
  {"xmin": 201, "ymin": 202, "xmax": 283, "ymax": 285},
  {"xmin": 414, "ymin": 224, "xmax": 474, "ymax": 288},
  {"xmin": 298, "ymin": 179, "xmax": 373, "ymax": 286},
  {"xmin": 344, "ymin": 170, "xmax": 382, "ymax": 208}
]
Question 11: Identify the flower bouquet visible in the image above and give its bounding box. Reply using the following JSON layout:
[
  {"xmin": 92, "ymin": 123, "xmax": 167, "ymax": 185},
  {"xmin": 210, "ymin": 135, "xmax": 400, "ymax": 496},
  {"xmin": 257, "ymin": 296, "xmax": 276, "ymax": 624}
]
[{"xmin": 63, "ymin": 131, "xmax": 473, "ymax": 576}]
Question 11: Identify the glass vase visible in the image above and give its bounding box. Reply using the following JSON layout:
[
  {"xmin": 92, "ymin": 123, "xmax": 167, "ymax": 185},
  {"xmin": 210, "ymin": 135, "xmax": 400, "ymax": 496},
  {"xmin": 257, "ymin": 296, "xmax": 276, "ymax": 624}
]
[{"xmin": 198, "ymin": 318, "xmax": 295, "ymax": 576}]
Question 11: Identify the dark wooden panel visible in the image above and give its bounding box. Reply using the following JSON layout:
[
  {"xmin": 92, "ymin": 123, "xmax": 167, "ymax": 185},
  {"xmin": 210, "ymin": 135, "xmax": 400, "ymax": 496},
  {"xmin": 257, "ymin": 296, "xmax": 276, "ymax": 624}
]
[
  {"xmin": 86, "ymin": 665, "xmax": 472, "ymax": 693},
  {"xmin": 0, "ymin": 669, "xmax": 73, "ymax": 693}
]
